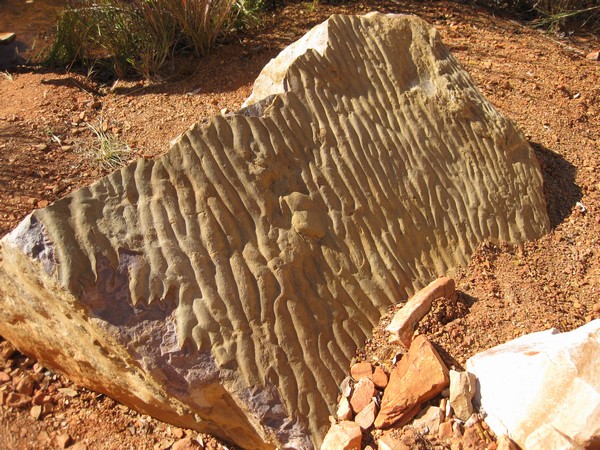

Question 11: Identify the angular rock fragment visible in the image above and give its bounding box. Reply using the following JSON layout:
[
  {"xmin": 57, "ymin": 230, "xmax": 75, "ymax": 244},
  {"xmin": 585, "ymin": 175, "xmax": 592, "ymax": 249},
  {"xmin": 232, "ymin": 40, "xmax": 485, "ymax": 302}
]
[
  {"xmin": 350, "ymin": 378, "xmax": 376, "ymax": 414},
  {"xmin": 321, "ymin": 421, "xmax": 362, "ymax": 450},
  {"xmin": 372, "ymin": 366, "xmax": 388, "ymax": 389},
  {"xmin": 412, "ymin": 405, "xmax": 443, "ymax": 434},
  {"xmin": 467, "ymin": 320, "xmax": 600, "ymax": 450},
  {"xmin": 375, "ymin": 335, "xmax": 449, "ymax": 428},
  {"xmin": 350, "ymin": 361, "xmax": 373, "ymax": 381},
  {"xmin": 354, "ymin": 400, "xmax": 378, "ymax": 430},
  {"xmin": 386, "ymin": 277, "xmax": 456, "ymax": 347},
  {"xmin": 448, "ymin": 370, "xmax": 476, "ymax": 421},
  {"xmin": 0, "ymin": 12, "xmax": 549, "ymax": 450},
  {"xmin": 336, "ymin": 396, "xmax": 353, "ymax": 421}
]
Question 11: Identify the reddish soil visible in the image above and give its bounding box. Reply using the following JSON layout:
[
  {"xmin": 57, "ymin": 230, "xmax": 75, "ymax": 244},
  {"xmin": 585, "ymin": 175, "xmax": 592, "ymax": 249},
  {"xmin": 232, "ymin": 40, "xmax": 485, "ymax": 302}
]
[{"xmin": 1, "ymin": 1, "xmax": 599, "ymax": 449}]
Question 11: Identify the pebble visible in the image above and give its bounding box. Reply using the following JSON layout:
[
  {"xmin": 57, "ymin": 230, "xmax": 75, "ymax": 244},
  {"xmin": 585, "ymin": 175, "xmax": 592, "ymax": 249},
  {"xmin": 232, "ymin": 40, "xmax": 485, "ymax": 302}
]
[
  {"xmin": 0, "ymin": 32, "xmax": 16, "ymax": 44},
  {"xmin": 439, "ymin": 420, "xmax": 453, "ymax": 439},
  {"xmin": 56, "ymin": 433, "xmax": 72, "ymax": 449},
  {"xmin": 30, "ymin": 404, "xmax": 42, "ymax": 420}
]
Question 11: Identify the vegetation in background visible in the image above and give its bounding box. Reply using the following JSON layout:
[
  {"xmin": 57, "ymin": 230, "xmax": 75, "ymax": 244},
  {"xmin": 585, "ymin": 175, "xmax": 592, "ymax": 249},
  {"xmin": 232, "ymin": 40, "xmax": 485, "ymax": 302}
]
[
  {"xmin": 86, "ymin": 118, "xmax": 132, "ymax": 170},
  {"xmin": 475, "ymin": 0, "xmax": 600, "ymax": 31},
  {"xmin": 44, "ymin": 0, "xmax": 258, "ymax": 79}
]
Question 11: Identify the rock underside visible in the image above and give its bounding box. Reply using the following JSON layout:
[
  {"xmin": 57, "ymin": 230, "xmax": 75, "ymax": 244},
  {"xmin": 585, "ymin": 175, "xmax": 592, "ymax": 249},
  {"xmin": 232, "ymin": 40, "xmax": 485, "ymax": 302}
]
[{"xmin": 0, "ymin": 12, "xmax": 549, "ymax": 449}]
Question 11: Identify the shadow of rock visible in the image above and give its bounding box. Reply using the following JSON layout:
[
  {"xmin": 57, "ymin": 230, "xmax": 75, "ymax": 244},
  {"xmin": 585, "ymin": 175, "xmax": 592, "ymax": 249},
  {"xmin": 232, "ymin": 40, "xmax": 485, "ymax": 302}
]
[{"xmin": 530, "ymin": 142, "xmax": 582, "ymax": 229}]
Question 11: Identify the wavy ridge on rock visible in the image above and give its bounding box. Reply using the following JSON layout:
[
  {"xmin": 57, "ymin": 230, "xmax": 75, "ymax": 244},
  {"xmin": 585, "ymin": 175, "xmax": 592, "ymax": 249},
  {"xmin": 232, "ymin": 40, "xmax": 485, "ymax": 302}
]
[{"xmin": 0, "ymin": 13, "xmax": 549, "ymax": 449}]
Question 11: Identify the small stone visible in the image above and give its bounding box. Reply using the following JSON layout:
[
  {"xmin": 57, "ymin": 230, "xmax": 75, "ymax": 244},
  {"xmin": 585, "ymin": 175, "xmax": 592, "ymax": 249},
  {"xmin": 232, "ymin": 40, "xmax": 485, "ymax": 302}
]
[
  {"xmin": 6, "ymin": 392, "xmax": 31, "ymax": 408},
  {"xmin": 0, "ymin": 341, "xmax": 17, "ymax": 360},
  {"xmin": 496, "ymin": 434, "xmax": 518, "ymax": 450},
  {"xmin": 172, "ymin": 427, "xmax": 185, "ymax": 439},
  {"xmin": 375, "ymin": 335, "xmax": 449, "ymax": 429},
  {"xmin": 0, "ymin": 32, "xmax": 16, "ymax": 44},
  {"xmin": 413, "ymin": 406, "xmax": 443, "ymax": 434},
  {"xmin": 58, "ymin": 387, "xmax": 78, "ymax": 397},
  {"xmin": 56, "ymin": 433, "xmax": 72, "ymax": 449},
  {"xmin": 463, "ymin": 426, "xmax": 482, "ymax": 448},
  {"xmin": 439, "ymin": 420, "xmax": 453, "ymax": 439},
  {"xmin": 449, "ymin": 370, "xmax": 476, "ymax": 421},
  {"xmin": 337, "ymin": 396, "xmax": 353, "ymax": 421},
  {"xmin": 350, "ymin": 378, "xmax": 376, "ymax": 414},
  {"xmin": 453, "ymin": 421, "xmax": 463, "ymax": 437},
  {"xmin": 42, "ymin": 403, "xmax": 54, "ymax": 415},
  {"xmin": 340, "ymin": 376, "xmax": 353, "ymax": 398},
  {"xmin": 321, "ymin": 421, "xmax": 362, "ymax": 450},
  {"xmin": 372, "ymin": 366, "xmax": 388, "ymax": 389},
  {"xmin": 386, "ymin": 277, "xmax": 455, "ymax": 347},
  {"xmin": 350, "ymin": 361, "xmax": 373, "ymax": 381},
  {"xmin": 354, "ymin": 400, "xmax": 378, "ymax": 430},
  {"xmin": 70, "ymin": 443, "xmax": 88, "ymax": 450},
  {"xmin": 30, "ymin": 404, "xmax": 42, "ymax": 420},
  {"xmin": 16, "ymin": 374, "xmax": 35, "ymax": 396},
  {"xmin": 378, "ymin": 434, "xmax": 409, "ymax": 450},
  {"xmin": 586, "ymin": 51, "xmax": 599, "ymax": 61},
  {"xmin": 155, "ymin": 439, "xmax": 173, "ymax": 450},
  {"xmin": 172, "ymin": 437, "xmax": 201, "ymax": 450},
  {"xmin": 464, "ymin": 412, "xmax": 479, "ymax": 428},
  {"xmin": 0, "ymin": 371, "xmax": 10, "ymax": 383},
  {"xmin": 38, "ymin": 199, "xmax": 49, "ymax": 208}
]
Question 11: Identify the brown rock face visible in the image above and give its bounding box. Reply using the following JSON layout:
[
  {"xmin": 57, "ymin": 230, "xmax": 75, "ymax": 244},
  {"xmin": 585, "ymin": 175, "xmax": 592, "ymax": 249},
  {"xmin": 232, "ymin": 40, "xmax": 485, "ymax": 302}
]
[
  {"xmin": 0, "ymin": 12, "xmax": 549, "ymax": 450},
  {"xmin": 375, "ymin": 336, "xmax": 450, "ymax": 429}
]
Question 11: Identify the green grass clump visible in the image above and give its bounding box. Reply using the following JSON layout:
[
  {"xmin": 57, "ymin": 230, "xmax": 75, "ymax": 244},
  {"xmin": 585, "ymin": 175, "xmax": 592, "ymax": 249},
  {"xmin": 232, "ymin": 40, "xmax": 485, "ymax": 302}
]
[
  {"xmin": 44, "ymin": 0, "xmax": 251, "ymax": 79},
  {"xmin": 86, "ymin": 120, "xmax": 132, "ymax": 170}
]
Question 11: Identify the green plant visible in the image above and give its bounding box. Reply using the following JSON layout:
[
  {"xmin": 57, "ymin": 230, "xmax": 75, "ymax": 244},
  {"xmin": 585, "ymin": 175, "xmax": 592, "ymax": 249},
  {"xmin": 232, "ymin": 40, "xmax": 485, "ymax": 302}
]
[
  {"xmin": 44, "ymin": 0, "xmax": 248, "ymax": 79},
  {"xmin": 532, "ymin": 1, "xmax": 600, "ymax": 30},
  {"xmin": 86, "ymin": 120, "xmax": 132, "ymax": 170}
]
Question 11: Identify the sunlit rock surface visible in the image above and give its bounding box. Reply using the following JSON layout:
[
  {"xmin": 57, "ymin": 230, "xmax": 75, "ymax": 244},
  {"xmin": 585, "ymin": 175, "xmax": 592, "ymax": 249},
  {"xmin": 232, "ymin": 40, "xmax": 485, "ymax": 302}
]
[{"xmin": 0, "ymin": 13, "xmax": 549, "ymax": 449}]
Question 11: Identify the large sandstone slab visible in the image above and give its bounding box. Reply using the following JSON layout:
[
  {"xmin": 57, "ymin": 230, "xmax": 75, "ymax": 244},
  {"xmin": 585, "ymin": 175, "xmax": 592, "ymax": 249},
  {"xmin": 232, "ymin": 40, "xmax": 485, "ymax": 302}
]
[
  {"xmin": 0, "ymin": 13, "xmax": 549, "ymax": 449},
  {"xmin": 467, "ymin": 320, "xmax": 600, "ymax": 449}
]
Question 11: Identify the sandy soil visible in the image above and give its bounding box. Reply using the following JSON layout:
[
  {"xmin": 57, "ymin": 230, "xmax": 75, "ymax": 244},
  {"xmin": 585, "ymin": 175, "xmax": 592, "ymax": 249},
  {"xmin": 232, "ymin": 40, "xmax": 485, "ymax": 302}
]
[{"xmin": 0, "ymin": 0, "xmax": 599, "ymax": 448}]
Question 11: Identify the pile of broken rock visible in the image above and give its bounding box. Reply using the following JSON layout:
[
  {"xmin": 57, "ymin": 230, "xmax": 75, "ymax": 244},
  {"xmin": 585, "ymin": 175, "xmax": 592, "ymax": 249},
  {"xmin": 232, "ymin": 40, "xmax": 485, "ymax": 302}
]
[{"xmin": 322, "ymin": 278, "xmax": 600, "ymax": 450}]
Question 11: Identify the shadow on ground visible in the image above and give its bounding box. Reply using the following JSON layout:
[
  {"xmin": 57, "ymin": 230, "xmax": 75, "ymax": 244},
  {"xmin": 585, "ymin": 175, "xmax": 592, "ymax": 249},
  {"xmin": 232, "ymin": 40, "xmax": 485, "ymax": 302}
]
[{"xmin": 531, "ymin": 142, "xmax": 582, "ymax": 229}]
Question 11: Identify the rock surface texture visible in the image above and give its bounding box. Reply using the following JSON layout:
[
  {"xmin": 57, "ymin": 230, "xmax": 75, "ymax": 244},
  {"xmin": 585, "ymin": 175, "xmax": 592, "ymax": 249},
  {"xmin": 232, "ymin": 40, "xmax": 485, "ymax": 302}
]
[
  {"xmin": 0, "ymin": 13, "xmax": 549, "ymax": 450},
  {"xmin": 467, "ymin": 320, "xmax": 600, "ymax": 450}
]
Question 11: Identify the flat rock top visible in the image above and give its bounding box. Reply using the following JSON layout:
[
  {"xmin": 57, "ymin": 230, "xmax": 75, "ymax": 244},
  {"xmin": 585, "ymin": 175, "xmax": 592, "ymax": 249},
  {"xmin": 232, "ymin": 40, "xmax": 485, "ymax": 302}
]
[{"xmin": 0, "ymin": 13, "xmax": 549, "ymax": 449}]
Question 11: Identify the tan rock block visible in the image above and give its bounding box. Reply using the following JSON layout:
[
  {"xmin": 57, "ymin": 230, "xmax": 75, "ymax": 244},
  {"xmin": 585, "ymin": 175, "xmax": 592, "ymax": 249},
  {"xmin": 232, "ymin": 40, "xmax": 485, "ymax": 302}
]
[
  {"xmin": 449, "ymin": 370, "xmax": 476, "ymax": 421},
  {"xmin": 386, "ymin": 277, "xmax": 456, "ymax": 347},
  {"xmin": 350, "ymin": 378, "xmax": 376, "ymax": 414},
  {"xmin": 321, "ymin": 421, "xmax": 361, "ymax": 450},
  {"xmin": 375, "ymin": 335, "xmax": 449, "ymax": 429},
  {"xmin": 350, "ymin": 361, "xmax": 373, "ymax": 381}
]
